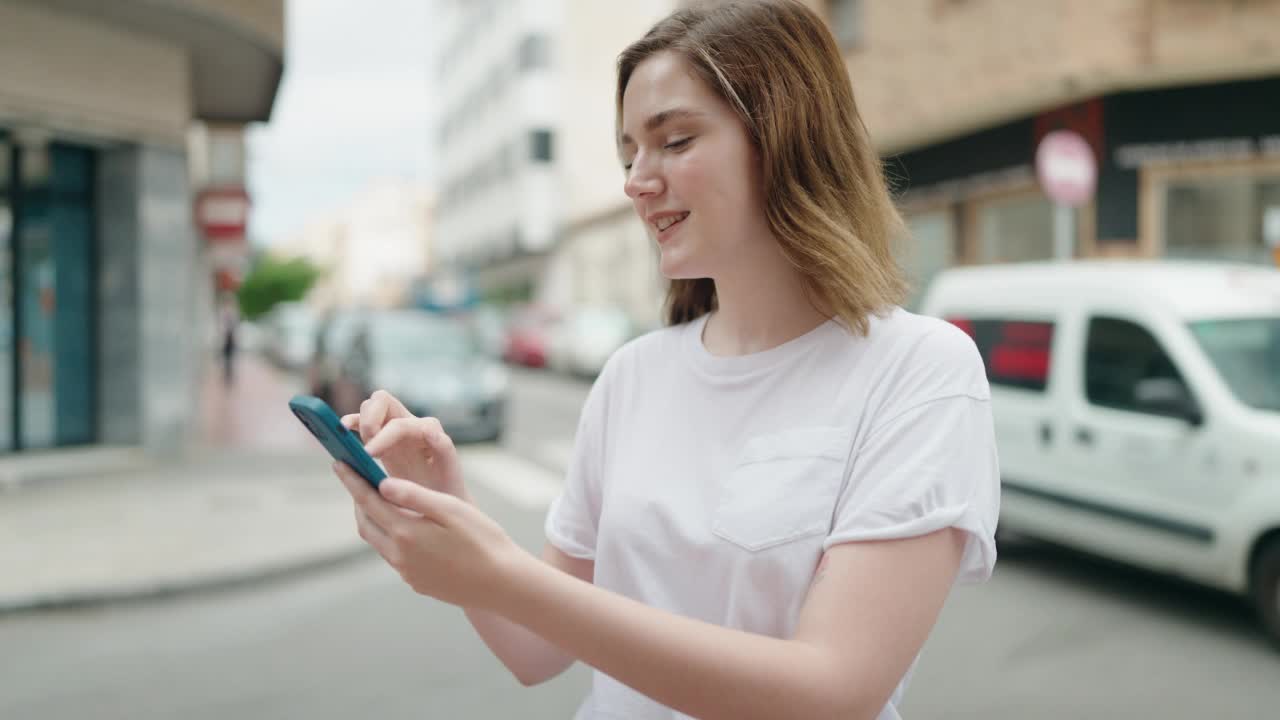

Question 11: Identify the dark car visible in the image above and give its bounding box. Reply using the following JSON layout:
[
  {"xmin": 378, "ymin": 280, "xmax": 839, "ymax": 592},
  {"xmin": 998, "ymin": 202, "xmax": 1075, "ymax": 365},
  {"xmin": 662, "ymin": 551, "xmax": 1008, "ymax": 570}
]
[
  {"xmin": 306, "ymin": 306, "xmax": 367, "ymax": 407},
  {"xmin": 331, "ymin": 309, "xmax": 509, "ymax": 443}
]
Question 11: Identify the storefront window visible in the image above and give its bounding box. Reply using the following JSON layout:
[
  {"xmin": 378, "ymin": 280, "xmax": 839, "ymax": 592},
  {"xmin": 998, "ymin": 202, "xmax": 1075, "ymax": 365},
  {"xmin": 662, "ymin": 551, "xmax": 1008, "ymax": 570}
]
[
  {"xmin": 0, "ymin": 138, "xmax": 12, "ymax": 452},
  {"xmin": 902, "ymin": 210, "xmax": 954, "ymax": 310},
  {"xmin": 975, "ymin": 192, "xmax": 1054, "ymax": 264},
  {"xmin": 1164, "ymin": 173, "xmax": 1280, "ymax": 264},
  {"xmin": 15, "ymin": 142, "xmax": 95, "ymax": 450},
  {"xmin": 18, "ymin": 140, "xmax": 56, "ymax": 448}
]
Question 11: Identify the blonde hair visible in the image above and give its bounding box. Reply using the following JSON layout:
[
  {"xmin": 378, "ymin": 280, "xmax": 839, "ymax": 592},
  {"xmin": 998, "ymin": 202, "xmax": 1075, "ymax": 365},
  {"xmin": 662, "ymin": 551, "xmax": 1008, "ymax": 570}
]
[{"xmin": 617, "ymin": 0, "xmax": 908, "ymax": 335}]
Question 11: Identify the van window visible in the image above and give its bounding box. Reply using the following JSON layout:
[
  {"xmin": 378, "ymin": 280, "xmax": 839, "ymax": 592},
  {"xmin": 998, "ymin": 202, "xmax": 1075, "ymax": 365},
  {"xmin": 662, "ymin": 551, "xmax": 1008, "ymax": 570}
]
[
  {"xmin": 1190, "ymin": 316, "xmax": 1280, "ymax": 412},
  {"xmin": 947, "ymin": 318, "xmax": 1054, "ymax": 392},
  {"xmin": 1085, "ymin": 317, "xmax": 1190, "ymax": 414}
]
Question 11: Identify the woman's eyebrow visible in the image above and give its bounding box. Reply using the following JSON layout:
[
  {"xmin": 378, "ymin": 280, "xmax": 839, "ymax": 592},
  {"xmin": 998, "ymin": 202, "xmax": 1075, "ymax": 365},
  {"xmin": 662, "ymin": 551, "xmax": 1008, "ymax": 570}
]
[{"xmin": 619, "ymin": 107, "xmax": 704, "ymax": 146}]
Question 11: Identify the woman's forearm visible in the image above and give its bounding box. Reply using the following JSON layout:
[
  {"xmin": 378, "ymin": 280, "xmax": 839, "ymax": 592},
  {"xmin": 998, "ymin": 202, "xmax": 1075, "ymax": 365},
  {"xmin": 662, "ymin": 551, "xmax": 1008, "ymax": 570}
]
[
  {"xmin": 495, "ymin": 558, "xmax": 865, "ymax": 720},
  {"xmin": 462, "ymin": 607, "xmax": 577, "ymax": 686}
]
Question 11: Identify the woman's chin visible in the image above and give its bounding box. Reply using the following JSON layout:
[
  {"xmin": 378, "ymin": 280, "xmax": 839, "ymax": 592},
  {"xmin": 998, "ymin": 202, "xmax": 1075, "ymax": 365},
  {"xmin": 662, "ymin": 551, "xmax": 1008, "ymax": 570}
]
[{"xmin": 658, "ymin": 253, "xmax": 700, "ymax": 280}]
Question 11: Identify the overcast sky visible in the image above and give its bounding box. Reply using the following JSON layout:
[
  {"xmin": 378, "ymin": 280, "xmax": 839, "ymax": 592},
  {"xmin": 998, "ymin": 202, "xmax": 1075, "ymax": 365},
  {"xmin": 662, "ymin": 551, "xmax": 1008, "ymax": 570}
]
[{"xmin": 247, "ymin": 0, "xmax": 433, "ymax": 247}]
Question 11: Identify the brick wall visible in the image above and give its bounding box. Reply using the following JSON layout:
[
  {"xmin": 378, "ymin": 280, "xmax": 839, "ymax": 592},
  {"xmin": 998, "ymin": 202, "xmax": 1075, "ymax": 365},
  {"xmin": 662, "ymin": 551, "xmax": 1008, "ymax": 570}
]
[{"xmin": 842, "ymin": 0, "xmax": 1280, "ymax": 153}]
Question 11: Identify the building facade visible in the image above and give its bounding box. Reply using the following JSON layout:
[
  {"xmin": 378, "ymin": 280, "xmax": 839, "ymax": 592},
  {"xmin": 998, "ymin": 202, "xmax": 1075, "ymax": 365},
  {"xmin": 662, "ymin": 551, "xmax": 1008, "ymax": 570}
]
[
  {"xmin": 544, "ymin": 0, "xmax": 676, "ymax": 329},
  {"xmin": 0, "ymin": 0, "xmax": 283, "ymax": 456},
  {"xmin": 433, "ymin": 0, "xmax": 565, "ymax": 304},
  {"xmin": 437, "ymin": 0, "xmax": 1280, "ymax": 326},
  {"xmin": 829, "ymin": 0, "xmax": 1280, "ymax": 307}
]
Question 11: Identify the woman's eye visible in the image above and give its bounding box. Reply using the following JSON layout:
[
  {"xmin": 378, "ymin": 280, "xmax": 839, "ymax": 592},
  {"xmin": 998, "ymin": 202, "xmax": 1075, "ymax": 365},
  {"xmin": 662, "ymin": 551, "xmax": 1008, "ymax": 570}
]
[{"xmin": 665, "ymin": 137, "xmax": 693, "ymax": 151}]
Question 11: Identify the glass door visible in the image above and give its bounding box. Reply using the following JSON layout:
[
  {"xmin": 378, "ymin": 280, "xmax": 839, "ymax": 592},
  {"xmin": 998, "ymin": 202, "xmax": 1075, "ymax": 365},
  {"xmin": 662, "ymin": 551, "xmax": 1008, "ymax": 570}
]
[{"xmin": 902, "ymin": 209, "xmax": 956, "ymax": 311}]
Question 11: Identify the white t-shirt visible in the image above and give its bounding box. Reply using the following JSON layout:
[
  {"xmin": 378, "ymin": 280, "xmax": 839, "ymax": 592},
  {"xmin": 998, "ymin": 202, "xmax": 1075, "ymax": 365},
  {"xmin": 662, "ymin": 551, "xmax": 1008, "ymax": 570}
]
[{"xmin": 545, "ymin": 308, "xmax": 1000, "ymax": 720}]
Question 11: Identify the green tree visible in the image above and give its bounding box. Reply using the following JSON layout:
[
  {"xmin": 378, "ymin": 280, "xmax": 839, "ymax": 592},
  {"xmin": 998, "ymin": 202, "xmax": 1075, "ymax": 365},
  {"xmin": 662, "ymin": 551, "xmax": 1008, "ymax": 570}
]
[{"xmin": 236, "ymin": 255, "xmax": 322, "ymax": 320}]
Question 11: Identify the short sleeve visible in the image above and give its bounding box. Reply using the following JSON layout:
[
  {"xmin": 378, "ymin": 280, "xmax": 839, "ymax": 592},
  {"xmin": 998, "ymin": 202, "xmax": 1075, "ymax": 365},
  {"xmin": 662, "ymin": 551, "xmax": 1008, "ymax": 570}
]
[
  {"xmin": 544, "ymin": 363, "xmax": 612, "ymax": 560},
  {"xmin": 824, "ymin": 394, "xmax": 1001, "ymax": 583}
]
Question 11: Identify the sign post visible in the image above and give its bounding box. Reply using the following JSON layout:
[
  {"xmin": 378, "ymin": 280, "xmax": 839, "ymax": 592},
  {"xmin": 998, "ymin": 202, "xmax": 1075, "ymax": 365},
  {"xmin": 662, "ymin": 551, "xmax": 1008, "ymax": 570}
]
[
  {"xmin": 1035, "ymin": 130, "xmax": 1097, "ymax": 261},
  {"xmin": 195, "ymin": 186, "xmax": 251, "ymax": 290}
]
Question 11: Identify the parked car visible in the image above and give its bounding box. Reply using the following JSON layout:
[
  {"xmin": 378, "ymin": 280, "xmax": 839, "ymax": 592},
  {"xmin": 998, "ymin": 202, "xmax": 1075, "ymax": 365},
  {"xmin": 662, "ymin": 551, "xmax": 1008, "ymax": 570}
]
[
  {"xmin": 503, "ymin": 303, "xmax": 561, "ymax": 368},
  {"xmin": 305, "ymin": 306, "xmax": 367, "ymax": 407},
  {"xmin": 546, "ymin": 305, "xmax": 634, "ymax": 378},
  {"xmin": 331, "ymin": 309, "xmax": 508, "ymax": 443},
  {"xmin": 263, "ymin": 301, "xmax": 319, "ymax": 371},
  {"xmin": 920, "ymin": 259, "xmax": 1280, "ymax": 647},
  {"xmin": 460, "ymin": 303, "xmax": 508, "ymax": 359}
]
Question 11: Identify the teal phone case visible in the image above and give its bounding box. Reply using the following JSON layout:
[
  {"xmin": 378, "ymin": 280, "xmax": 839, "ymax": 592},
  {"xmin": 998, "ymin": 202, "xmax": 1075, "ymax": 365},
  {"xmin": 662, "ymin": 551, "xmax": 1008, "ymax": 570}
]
[{"xmin": 288, "ymin": 394, "xmax": 387, "ymax": 487}]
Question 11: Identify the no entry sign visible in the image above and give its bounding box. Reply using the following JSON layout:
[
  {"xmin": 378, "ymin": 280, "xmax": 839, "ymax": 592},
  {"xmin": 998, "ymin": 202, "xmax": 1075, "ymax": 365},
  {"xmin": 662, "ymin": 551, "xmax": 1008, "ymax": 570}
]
[{"xmin": 1036, "ymin": 130, "xmax": 1096, "ymax": 208}]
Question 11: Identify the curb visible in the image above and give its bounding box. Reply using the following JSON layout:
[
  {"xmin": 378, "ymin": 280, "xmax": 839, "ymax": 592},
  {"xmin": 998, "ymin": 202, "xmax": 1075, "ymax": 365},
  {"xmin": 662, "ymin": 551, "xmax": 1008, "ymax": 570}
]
[{"xmin": 0, "ymin": 544, "xmax": 373, "ymax": 616}]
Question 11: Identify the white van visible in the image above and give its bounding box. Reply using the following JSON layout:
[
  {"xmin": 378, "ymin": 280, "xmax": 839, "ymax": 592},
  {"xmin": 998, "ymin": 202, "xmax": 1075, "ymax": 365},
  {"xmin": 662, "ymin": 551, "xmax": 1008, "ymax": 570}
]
[{"xmin": 919, "ymin": 260, "xmax": 1280, "ymax": 647}]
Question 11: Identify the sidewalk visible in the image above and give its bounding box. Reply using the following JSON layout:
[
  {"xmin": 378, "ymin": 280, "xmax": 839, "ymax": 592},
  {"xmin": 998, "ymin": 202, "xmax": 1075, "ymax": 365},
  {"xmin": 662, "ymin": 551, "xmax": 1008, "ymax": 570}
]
[{"xmin": 0, "ymin": 353, "xmax": 366, "ymax": 614}]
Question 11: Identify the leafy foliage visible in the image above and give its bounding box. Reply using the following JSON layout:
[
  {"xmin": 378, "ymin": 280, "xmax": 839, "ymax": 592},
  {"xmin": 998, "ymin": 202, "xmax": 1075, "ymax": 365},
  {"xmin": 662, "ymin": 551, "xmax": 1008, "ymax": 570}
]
[{"xmin": 236, "ymin": 255, "xmax": 322, "ymax": 320}]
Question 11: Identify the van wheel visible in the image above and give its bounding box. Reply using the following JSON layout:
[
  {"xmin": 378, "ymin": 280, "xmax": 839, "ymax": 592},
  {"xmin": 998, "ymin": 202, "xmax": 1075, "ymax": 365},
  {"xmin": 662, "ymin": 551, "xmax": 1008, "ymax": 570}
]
[{"xmin": 1253, "ymin": 540, "xmax": 1280, "ymax": 650}]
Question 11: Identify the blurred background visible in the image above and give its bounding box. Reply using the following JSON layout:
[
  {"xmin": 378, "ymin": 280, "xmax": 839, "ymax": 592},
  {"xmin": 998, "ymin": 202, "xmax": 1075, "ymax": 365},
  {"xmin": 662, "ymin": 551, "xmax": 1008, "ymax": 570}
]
[{"xmin": 2, "ymin": 0, "xmax": 1280, "ymax": 718}]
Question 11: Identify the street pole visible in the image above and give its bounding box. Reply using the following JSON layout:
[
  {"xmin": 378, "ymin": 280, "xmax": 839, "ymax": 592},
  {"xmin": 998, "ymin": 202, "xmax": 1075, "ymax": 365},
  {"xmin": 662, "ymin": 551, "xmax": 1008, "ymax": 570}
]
[{"xmin": 1053, "ymin": 203, "xmax": 1074, "ymax": 261}]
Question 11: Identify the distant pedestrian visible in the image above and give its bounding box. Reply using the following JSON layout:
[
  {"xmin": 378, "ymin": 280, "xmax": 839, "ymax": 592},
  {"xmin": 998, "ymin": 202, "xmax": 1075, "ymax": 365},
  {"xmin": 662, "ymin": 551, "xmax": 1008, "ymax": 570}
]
[
  {"xmin": 219, "ymin": 294, "xmax": 239, "ymax": 386},
  {"xmin": 333, "ymin": 2, "xmax": 1000, "ymax": 718}
]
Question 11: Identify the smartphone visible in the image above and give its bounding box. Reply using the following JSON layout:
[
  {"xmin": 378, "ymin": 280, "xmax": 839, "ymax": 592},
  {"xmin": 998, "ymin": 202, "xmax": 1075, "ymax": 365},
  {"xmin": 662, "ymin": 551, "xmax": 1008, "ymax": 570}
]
[{"xmin": 288, "ymin": 394, "xmax": 387, "ymax": 488}]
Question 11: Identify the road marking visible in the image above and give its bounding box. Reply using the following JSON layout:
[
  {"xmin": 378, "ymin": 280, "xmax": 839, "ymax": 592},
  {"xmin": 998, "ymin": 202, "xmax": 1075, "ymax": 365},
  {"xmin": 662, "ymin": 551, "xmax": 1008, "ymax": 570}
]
[{"xmin": 460, "ymin": 447, "xmax": 564, "ymax": 510}]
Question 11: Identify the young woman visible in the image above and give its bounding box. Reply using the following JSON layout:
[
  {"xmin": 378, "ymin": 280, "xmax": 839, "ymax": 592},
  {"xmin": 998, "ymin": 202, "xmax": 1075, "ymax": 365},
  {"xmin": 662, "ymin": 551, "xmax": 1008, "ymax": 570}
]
[{"xmin": 334, "ymin": 2, "xmax": 999, "ymax": 718}]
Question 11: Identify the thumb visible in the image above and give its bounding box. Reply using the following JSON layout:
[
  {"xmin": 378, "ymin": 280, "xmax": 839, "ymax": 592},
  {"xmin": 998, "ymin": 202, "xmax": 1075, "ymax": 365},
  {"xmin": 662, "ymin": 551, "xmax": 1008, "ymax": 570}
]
[{"xmin": 379, "ymin": 477, "xmax": 456, "ymax": 524}]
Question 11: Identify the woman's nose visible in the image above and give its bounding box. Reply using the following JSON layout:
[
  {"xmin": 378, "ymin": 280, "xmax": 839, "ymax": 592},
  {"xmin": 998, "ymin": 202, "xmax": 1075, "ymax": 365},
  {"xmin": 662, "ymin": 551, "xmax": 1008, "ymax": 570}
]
[{"xmin": 624, "ymin": 156, "xmax": 663, "ymax": 199}]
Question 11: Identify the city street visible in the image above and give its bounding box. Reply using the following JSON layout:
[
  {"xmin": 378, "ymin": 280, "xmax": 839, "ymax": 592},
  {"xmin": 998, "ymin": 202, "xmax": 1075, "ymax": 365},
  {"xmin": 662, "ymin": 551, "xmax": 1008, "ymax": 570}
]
[
  {"xmin": 7, "ymin": 1, "xmax": 1280, "ymax": 719},
  {"xmin": 3, "ymin": 362, "xmax": 1279, "ymax": 719}
]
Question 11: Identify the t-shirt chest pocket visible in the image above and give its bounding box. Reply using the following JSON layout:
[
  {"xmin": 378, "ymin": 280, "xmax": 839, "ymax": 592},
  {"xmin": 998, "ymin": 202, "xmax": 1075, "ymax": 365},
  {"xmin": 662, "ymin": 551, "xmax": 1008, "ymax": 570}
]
[{"xmin": 712, "ymin": 426, "xmax": 851, "ymax": 552}]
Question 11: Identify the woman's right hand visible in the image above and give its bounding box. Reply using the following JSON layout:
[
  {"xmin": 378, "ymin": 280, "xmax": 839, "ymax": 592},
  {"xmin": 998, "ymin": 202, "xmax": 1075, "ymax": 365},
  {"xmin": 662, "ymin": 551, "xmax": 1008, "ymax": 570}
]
[{"xmin": 341, "ymin": 390, "xmax": 468, "ymax": 500}]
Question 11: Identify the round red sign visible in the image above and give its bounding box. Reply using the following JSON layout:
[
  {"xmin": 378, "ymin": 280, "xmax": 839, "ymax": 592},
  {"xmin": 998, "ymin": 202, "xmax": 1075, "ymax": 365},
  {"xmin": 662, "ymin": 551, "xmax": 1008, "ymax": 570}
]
[
  {"xmin": 195, "ymin": 187, "xmax": 251, "ymax": 241},
  {"xmin": 1035, "ymin": 130, "xmax": 1096, "ymax": 208}
]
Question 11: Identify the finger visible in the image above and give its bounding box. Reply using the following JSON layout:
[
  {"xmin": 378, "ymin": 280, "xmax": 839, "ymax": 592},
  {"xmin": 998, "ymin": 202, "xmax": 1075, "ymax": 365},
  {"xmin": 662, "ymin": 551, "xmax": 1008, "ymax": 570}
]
[
  {"xmin": 373, "ymin": 389, "xmax": 414, "ymax": 419},
  {"xmin": 358, "ymin": 391, "xmax": 414, "ymax": 443},
  {"xmin": 379, "ymin": 477, "xmax": 457, "ymax": 526},
  {"xmin": 418, "ymin": 420, "xmax": 462, "ymax": 479},
  {"xmin": 354, "ymin": 506, "xmax": 398, "ymax": 562},
  {"xmin": 358, "ymin": 395, "xmax": 389, "ymax": 444},
  {"xmin": 334, "ymin": 461, "xmax": 376, "ymax": 500},
  {"xmin": 368, "ymin": 418, "xmax": 460, "ymax": 484},
  {"xmin": 341, "ymin": 413, "xmax": 360, "ymax": 431},
  {"xmin": 355, "ymin": 505, "xmax": 390, "ymax": 544},
  {"xmin": 363, "ymin": 416, "xmax": 440, "ymax": 459},
  {"xmin": 335, "ymin": 462, "xmax": 406, "ymax": 530}
]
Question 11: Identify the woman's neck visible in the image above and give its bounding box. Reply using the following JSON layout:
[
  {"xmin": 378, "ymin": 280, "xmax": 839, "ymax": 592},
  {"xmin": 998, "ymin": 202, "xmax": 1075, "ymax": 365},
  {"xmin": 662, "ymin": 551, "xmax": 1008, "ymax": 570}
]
[{"xmin": 701, "ymin": 268, "xmax": 829, "ymax": 357}]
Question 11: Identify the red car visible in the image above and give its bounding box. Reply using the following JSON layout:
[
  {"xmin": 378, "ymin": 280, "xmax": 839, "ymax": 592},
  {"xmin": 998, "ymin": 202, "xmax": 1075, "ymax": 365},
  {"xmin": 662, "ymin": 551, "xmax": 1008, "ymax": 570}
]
[{"xmin": 503, "ymin": 304, "xmax": 561, "ymax": 368}]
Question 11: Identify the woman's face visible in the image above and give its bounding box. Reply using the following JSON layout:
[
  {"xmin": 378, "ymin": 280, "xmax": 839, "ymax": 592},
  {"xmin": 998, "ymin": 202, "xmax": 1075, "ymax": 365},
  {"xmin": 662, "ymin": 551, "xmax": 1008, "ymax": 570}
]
[{"xmin": 620, "ymin": 51, "xmax": 768, "ymax": 280}]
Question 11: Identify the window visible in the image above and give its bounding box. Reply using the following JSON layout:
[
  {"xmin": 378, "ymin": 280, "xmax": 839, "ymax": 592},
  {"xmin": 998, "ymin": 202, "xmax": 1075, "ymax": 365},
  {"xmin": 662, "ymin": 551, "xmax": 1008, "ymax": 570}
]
[
  {"xmin": 948, "ymin": 317, "xmax": 1054, "ymax": 392},
  {"xmin": 1163, "ymin": 172, "xmax": 1280, "ymax": 264},
  {"xmin": 530, "ymin": 129, "xmax": 553, "ymax": 163},
  {"xmin": 974, "ymin": 192, "xmax": 1055, "ymax": 264},
  {"xmin": 828, "ymin": 0, "xmax": 864, "ymax": 50},
  {"xmin": 1190, "ymin": 316, "xmax": 1280, "ymax": 412},
  {"xmin": 518, "ymin": 34, "xmax": 551, "ymax": 71},
  {"xmin": 1084, "ymin": 317, "xmax": 1194, "ymax": 416},
  {"xmin": 901, "ymin": 210, "xmax": 955, "ymax": 310},
  {"xmin": 13, "ymin": 142, "xmax": 96, "ymax": 449},
  {"xmin": 0, "ymin": 137, "xmax": 11, "ymax": 451}
]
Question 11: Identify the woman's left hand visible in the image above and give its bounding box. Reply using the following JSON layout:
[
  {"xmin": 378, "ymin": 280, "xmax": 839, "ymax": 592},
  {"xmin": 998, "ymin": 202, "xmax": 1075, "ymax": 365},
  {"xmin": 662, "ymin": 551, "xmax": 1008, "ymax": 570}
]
[{"xmin": 334, "ymin": 462, "xmax": 527, "ymax": 611}]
